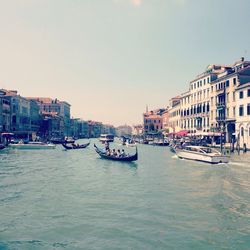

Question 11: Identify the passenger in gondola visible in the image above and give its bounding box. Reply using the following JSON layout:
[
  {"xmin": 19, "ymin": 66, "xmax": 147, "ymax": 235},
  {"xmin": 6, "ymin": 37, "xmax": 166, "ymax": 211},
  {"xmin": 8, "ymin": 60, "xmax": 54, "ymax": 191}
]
[
  {"xmin": 106, "ymin": 148, "xmax": 111, "ymax": 156},
  {"xmin": 105, "ymin": 142, "xmax": 110, "ymax": 151},
  {"xmin": 117, "ymin": 149, "xmax": 121, "ymax": 157},
  {"xmin": 120, "ymin": 149, "xmax": 126, "ymax": 157},
  {"xmin": 112, "ymin": 149, "xmax": 117, "ymax": 156}
]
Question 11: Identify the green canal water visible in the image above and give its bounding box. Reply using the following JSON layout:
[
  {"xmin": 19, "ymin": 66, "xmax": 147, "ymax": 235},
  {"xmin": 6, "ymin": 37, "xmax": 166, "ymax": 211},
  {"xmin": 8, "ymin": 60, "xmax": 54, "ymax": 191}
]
[{"xmin": 0, "ymin": 140, "xmax": 250, "ymax": 250}]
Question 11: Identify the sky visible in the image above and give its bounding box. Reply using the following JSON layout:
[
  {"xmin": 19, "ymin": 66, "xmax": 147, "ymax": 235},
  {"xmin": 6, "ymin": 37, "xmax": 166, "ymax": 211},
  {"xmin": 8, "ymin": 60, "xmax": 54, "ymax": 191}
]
[{"xmin": 0, "ymin": 0, "xmax": 250, "ymax": 126}]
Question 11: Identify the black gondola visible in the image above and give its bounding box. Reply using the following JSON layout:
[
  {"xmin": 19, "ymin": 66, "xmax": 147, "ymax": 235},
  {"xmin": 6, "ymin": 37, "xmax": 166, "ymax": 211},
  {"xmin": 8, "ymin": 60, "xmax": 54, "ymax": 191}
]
[
  {"xmin": 94, "ymin": 144, "xmax": 138, "ymax": 162},
  {"xmin": 0, "ymin": 144, "xmax": 5, "ymax": 150},
  {"xmin": 62, "ymin": 142, "xmax": 90, "ymax": 150}
]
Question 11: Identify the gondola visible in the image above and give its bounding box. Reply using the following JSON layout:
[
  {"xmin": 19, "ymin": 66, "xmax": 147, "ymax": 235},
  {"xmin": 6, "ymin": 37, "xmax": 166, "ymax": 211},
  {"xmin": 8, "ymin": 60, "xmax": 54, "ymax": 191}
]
[
  {"xmin": 94, "ymin": 144, "xmax": 138, "ymax": 162},
  {"xmin": 0, "ymin": 144, "xmax": 6, "ymax": 150},
  {"xmin": 62, "ymin": 142, "xmax": 90, "ymax": 150}
]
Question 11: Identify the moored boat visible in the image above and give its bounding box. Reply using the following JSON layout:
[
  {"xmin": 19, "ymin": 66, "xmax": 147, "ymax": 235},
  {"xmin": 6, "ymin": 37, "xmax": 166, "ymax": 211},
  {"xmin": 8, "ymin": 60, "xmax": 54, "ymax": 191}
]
[
  {"xmin": 9, "ymin": 142, "xmax": 56, "ymax": 150},
  {"xmin": 175, "ymin": 146, "xmax": 229, "ymax": 164},
  {"xmin": 50, "ymin": 137, "xmax": 75, "ymax": 144},
  {"xmin": 0, "ymin": 144, "xmax": 6, "ymax": 150},
  {"xmin": 99, "ymin": 134, "xmax": 114, "ymax": 143},
  {"xmin": 94, "ymin": 144, "xmax": 138, "ymax": 162},
  {"xmin": 62, "ymin": 142, "xmax": 90, "ymax": 150}
]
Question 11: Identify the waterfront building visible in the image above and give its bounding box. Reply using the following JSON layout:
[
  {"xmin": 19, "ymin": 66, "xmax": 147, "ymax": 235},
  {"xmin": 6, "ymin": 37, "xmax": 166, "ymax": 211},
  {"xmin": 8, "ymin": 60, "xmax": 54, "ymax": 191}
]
[
  {"xmin": 78, "ymin": 120, "xmax": 90, "ymax": 138},
  {"xmin": 88, "ymin": 121, "xmax": 102, "ymax": 138},
  {"xmin": 28, "ymin": 97, "xmax": 71, "ymax": 137},
  {"xmin": 179, "ymin": 64, "xmax": 225, "ymax": 136},
  {"xmin": 102, "ymin": 124, "xmax": 116, "ymax": 136},
  {"xmin": 30, "ymin": 100, "xmax": 41, "ymax": 139},
  {"xmin": 116, "ymin": 125, "xmax": 132, "ymax": 138},
  {"xmin": 0, "ymin": 90, "xmax": 11, "ymax": 133},
  {"xmin": 132, "ymin": 124, "xmax": 143, "ymax": 136},
  {"xmin": 235, "ymin": 81, "xmax": 250, "ymax": 149},
  {"xmin": 143, "ymin": 108, "xmax": 166, "ymax": 134},
  {"xmin": 2, "ymin": 90, "xmax": 32, "ymax": 138},
  {"xmin": 70, "ymin": 118, "xmax": 80, "ymax": 138},
  {"xmin": 210, "ymin": 58, "xmax": 250, "ymax": 143},
  {"xmin": 168, "ymin": 96, "xmax": 181, "ymax": 133},
  {"xmin": 40, "ymin": 112, "xmax": 64, "ymax": 139}
]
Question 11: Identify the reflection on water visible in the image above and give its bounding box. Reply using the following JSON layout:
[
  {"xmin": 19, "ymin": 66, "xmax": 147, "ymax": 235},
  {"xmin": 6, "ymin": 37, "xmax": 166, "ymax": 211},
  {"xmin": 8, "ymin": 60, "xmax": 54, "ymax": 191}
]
[{"xmin": 0, "ymin": 140, "xmax": 250, "ymax": 249}]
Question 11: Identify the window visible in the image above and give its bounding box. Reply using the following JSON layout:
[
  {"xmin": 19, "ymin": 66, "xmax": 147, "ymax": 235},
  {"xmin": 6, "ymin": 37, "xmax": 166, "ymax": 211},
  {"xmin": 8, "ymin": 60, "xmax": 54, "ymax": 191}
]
[
  {"xmin": 233, "ymin": 107, "xmax": 236, "ymax": 117},
  {"xmin": 240, "ymin": 91, "xmax": 244, "ymax": 99},
  {"xmin": 233, "ymin": 78, "xmax": 236, "ymax": 85},
  {"xmin": 233, "ymin": 92, "xmax": 235, "ymax": 101},
  {"xmin": 248, "ymin": 104, "xmax": 250, "ymax": 115},
  {"xmin": 241, "ymin": 127, "xmax": 244, "ymax": 137},
  {"xmin": 227, "ymin": 93, "xmax": 229, "ymax": 102},
  {"xmin": 249, "ymin": 127, "xmax": 250, "ymax": 137},
  {"xmin": 248, "ymin": 89, "xmax": 250, "ymax": 97},
  {"xmin": 239, "ymin": 105, "xmax": 244, "ymax": 116}
]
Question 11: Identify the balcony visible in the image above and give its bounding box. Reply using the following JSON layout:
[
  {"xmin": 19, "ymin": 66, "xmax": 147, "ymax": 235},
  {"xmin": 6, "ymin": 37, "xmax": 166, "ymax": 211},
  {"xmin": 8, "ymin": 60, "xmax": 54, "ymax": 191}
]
[
  {"xmin": 216, "ymin": 116, "xmax": 226, "ymax": 122},
  {"xmin": 216, "ymin": 102, "xmax": 225, "ymax": 109}
]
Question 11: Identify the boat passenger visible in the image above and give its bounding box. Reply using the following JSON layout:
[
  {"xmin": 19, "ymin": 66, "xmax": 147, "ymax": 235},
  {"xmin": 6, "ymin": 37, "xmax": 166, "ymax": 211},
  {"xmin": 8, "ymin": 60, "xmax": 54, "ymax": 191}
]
[
  {"xmin": 106, "ymin": 149, "xmax": 111, "ymax": 156},
  {"xmin": 105, "ymin": 143, "xmax": 110, "ymax": 151},
  {"xmin": 117, "ymin": 149, "xmax": 121, "ymax": 157},
  {"xmin": 120, "ymin": 149, "xmax": 126, "ymax": 157},
  {"xmin": 112, "ymin": 149, "xmax": 117, "ymax": 156}
]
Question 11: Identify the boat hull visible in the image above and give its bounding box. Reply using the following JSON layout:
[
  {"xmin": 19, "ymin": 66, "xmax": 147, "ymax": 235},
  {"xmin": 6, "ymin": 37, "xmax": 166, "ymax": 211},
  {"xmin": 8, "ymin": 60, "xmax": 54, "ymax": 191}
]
[
  {"xmin": 62, "ymin": 142, "xmax": 90, "ymax": 150},
  {"xmin": 176, "ymin": 150, "xmax": 229, "ymax": 164},
  {"xmin": 9, "ymin": 143, "xmax": 56, "ymax": 150},
  {"xmin": 94, "ymin": 144, "xmax": 138, "ymax": 162}
]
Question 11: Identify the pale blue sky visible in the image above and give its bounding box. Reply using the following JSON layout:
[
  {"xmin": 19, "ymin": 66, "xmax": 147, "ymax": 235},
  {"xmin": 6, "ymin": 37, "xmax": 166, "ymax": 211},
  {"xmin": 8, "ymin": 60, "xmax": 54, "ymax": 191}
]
[{"xmin": 0, "ymin": 0, "xmax": 250, "ymax": 126}]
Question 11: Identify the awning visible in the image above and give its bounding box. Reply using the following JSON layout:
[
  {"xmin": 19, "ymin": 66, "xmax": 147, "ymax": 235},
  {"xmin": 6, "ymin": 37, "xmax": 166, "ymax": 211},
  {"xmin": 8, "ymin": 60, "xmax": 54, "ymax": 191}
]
[{"xmin": 175, "ymin": 130, "xmax": 189, "ymax": 137}]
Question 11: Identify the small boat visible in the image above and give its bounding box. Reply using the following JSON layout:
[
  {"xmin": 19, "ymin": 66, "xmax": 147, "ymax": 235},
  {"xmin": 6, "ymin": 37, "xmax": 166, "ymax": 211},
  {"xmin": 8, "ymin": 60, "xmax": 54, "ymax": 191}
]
[
  {"xmin": 62, "ymin": 142, "xmax": 90, "ymax": 150},
  {"xmin": 9, "ymin": 142, "xmax": 56, "ymax": 150},
  {"xmin": 153, "ymin": 140, "xmax": 169, "ymax": 146},
  {"xmin": 50, "ymin": 137, "xmax": 75, "ymax": 144},
  {"xmin": 99, "ymin": 134, "xmax": 114, "ymax": 143},
  {"xmin": 94, "ymin": 144, "xmax": 138, "ymax": 162},
  {"xmin": 126, "ymin": 141, "xmax": 137, "ymax": 147},
  {"xmin": 175, "ymin": 146, "xmax": 229, "ymax": 164},
  {"xmin": 0, "ymin": 144, "xmax": 6, "ymax": 150}
]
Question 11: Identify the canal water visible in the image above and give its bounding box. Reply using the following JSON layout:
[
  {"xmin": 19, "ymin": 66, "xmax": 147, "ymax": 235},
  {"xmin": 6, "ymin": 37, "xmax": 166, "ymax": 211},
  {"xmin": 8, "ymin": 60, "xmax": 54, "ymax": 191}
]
[{"xmin": 0, "ymin": 140, "xmax": 250, "ymax": 250}]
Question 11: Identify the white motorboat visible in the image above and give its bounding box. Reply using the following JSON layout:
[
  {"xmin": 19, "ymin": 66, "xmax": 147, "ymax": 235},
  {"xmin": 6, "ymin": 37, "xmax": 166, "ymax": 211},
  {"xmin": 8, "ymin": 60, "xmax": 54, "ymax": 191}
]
[
  {"xmin": 175, "ymin": 146, "xmax": 229, "ymax": 164},
  {"xmin": 9, "ymin": 142, "xmax": 56, "ymax": 150},
  {"xmin": 99, "ymin": 134, "xmax": 114, "ymax": 143}
]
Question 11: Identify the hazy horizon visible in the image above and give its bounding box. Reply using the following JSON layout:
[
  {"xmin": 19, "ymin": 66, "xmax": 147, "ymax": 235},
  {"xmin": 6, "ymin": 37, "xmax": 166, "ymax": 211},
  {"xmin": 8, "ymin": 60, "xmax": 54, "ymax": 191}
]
[{"xmin": 1, "ymin": 0, "xmax": 250, "ymax": 126}]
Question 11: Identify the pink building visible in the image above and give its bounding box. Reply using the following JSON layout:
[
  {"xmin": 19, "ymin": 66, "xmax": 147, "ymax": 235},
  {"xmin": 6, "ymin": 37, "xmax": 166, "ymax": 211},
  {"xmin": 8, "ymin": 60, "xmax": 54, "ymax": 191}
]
[{"xmin": 143, "ymin": 109, "xmax": 166, "ymax": 133}]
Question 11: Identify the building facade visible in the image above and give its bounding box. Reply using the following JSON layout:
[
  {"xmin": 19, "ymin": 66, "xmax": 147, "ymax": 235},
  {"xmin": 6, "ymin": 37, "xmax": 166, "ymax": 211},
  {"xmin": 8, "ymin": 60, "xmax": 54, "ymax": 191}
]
[
  {"xmin": 143, "ymin": 109, "xmax": 166, "ymax": 134},
  {"xmin": 0, "ymin": 90, "xmax": 11, "ymax": 133},
  {"xmin": 168, "ymin": 97, "xmax": 181, "ymax": 133},
  {"xmin": 235, "ymin": 82, "xmax": 250, "ymax": 149}
]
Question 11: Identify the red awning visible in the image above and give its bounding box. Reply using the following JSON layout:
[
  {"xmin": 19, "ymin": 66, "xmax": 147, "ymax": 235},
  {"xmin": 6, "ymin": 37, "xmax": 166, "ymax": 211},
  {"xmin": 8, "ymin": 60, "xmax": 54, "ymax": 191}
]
[{"xmin": 175, "ymin": 130, "xmax": 189, "ymax": 137}]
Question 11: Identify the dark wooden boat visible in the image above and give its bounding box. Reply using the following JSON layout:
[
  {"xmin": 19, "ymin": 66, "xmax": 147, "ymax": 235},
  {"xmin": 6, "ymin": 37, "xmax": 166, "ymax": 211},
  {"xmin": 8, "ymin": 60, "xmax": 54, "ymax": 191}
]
[
  {"xmin": 50, "ymin": 138, "xmax": 75, "ymax": 144},
  {"xmin": 94, "ymin": 144, "xmax": 138, "ymax": 162},
  {"xmin": 0, "ymin": 144, "xmax": 6, "ymax": 150},
  {"xmin": 62, "ymin": 142, "xmax": 90, "ymax": 150}
]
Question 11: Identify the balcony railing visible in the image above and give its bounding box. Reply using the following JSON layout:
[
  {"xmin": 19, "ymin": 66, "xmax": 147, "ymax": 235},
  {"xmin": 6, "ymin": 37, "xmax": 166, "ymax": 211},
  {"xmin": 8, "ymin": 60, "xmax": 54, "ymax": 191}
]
[
  {"xmin": 216, "ymin": 102, "xmax": 225, "ymax": 108},
  {"xmin": 216, "ymin": 116, "xmax": 226, "ymax": 122}
]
